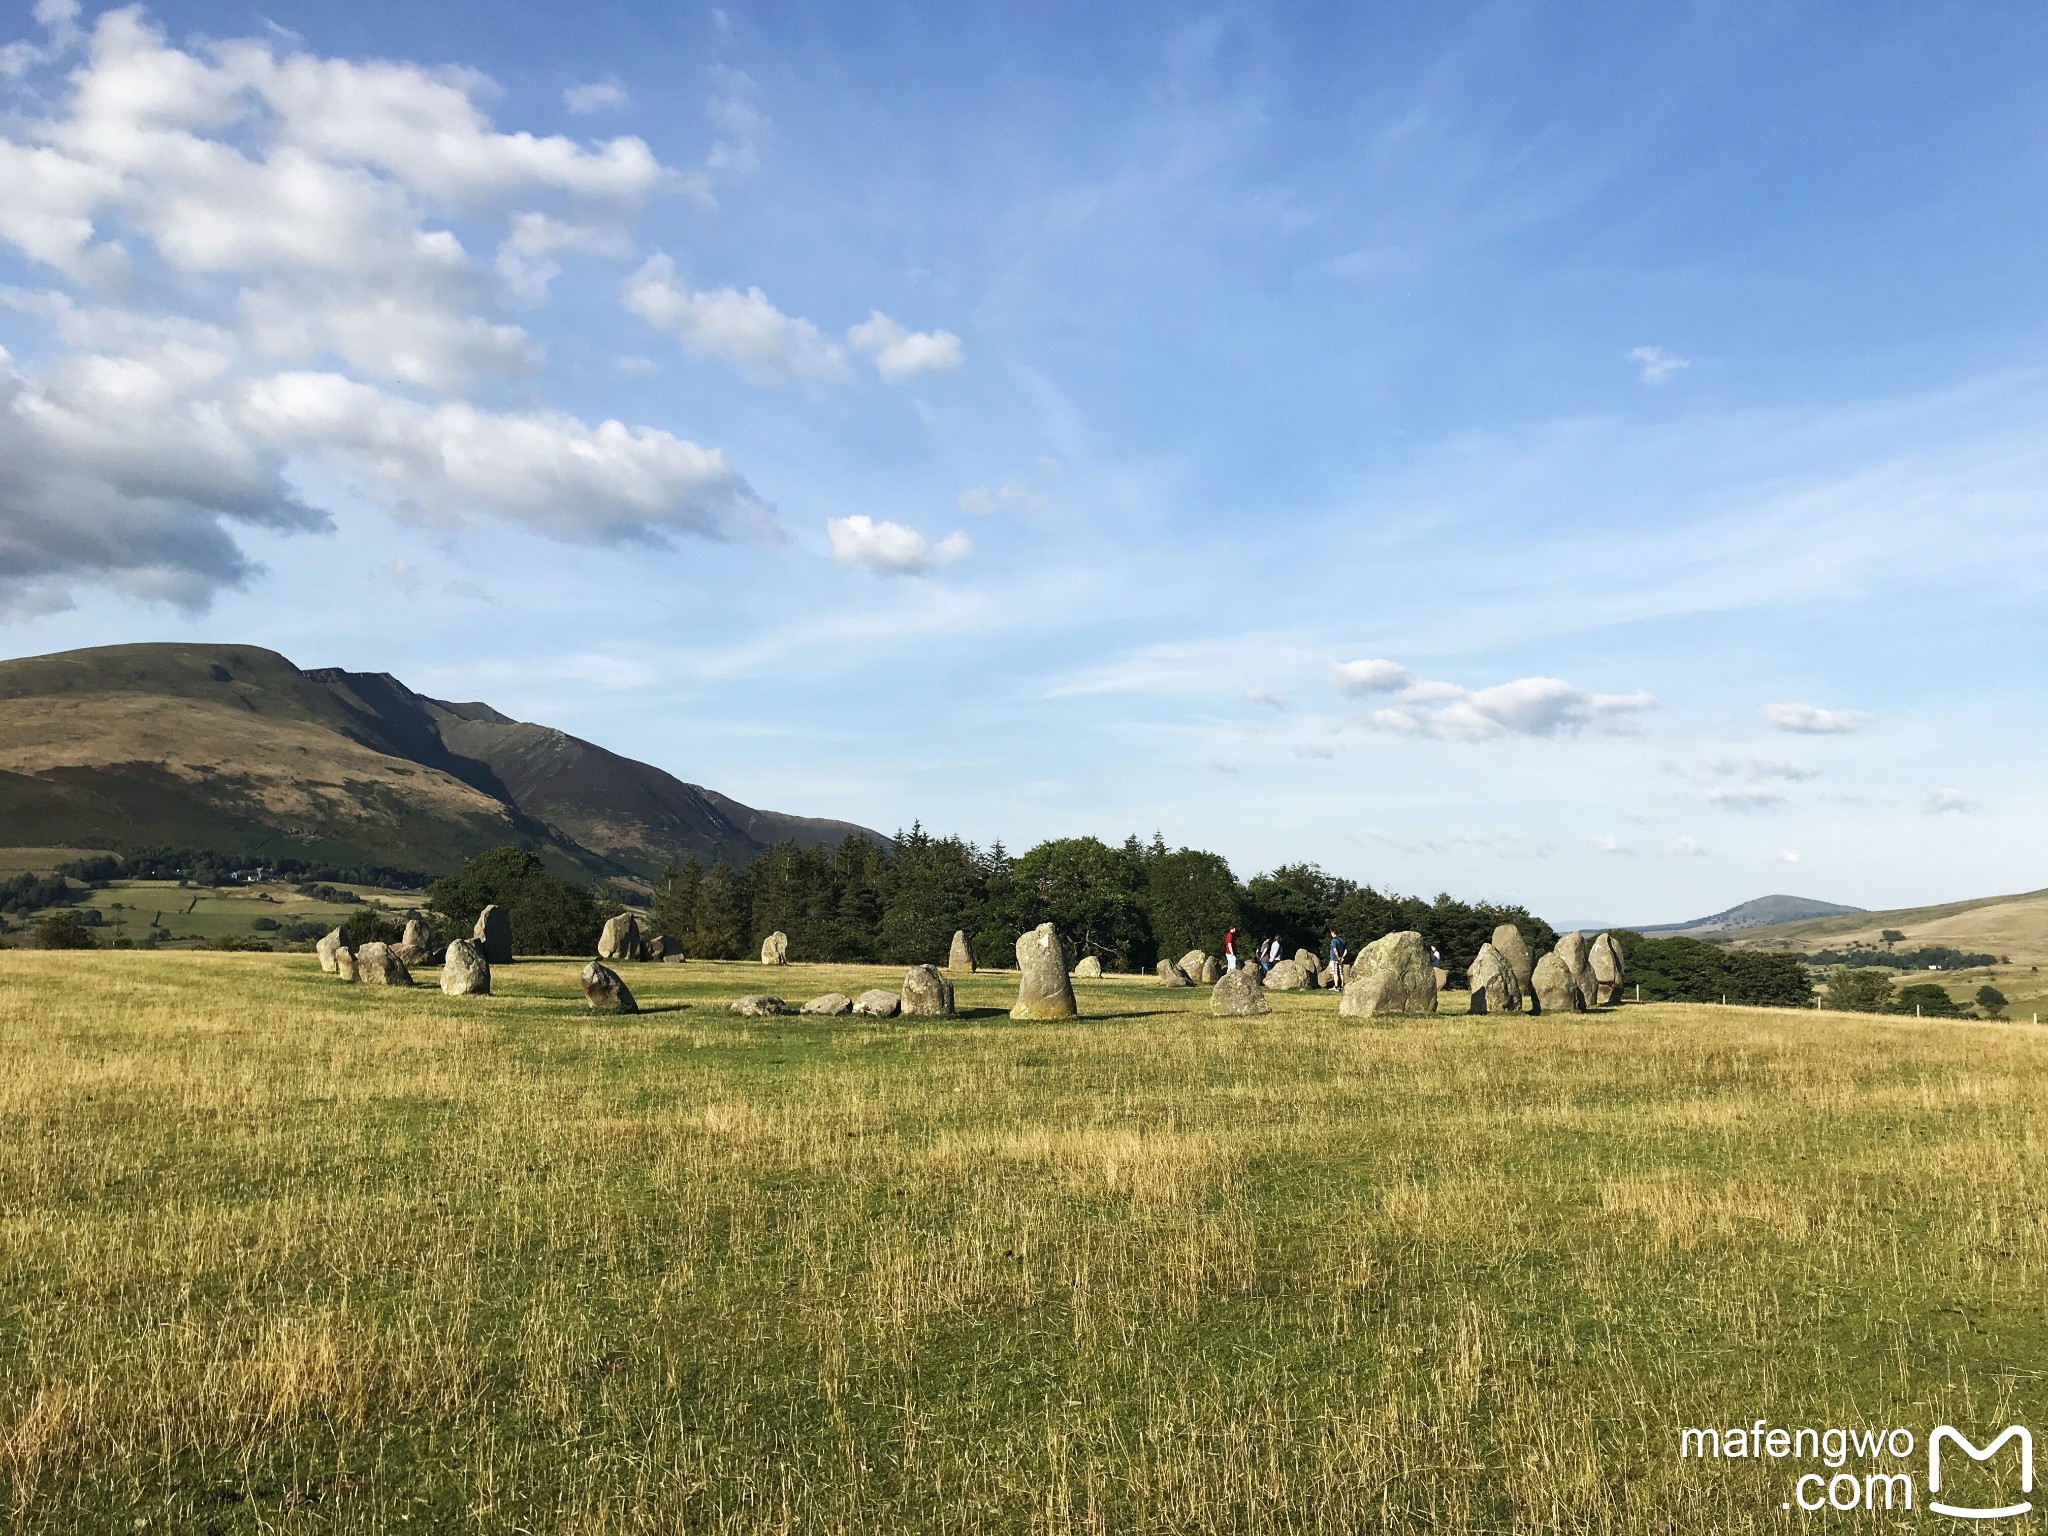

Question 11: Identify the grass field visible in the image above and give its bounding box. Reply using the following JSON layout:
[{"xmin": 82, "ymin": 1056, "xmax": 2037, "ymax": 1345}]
[
  {"xmin": 4, "ymin": 953, "xmax": 2046, "ymax": 1532},
  {"xmin": 7, "ymin": 879, "xmax": 424, "ymax": 949}
]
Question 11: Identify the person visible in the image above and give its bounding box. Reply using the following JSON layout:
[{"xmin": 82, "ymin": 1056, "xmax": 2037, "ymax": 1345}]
[
  {"xmin": 1429, "ymin": 943, "xmax": 1442, "ymax": 971},
  {"xmin": 1328, "ymin": 929, "xmax": 1348, "ymax": 989},
  {"xmin": 1223, "ymin": 926, "xmax": 1237, "ymax": 972}
]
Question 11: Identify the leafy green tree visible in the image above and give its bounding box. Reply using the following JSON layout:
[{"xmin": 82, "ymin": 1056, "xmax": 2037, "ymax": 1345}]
[
  {"xmin": 1889, "ymin": 982, "xmax": 1962, "ymax": 1017},
  {"xmin": 1010, "ymin": 837, "xmax": 1148, "ymax": 971},
  {"xmin": 1144, "ymin": 849, "xmax": 1244, "ymax": 963},
  {"xmin": 32, "ymin": 910, "xmax": 96, "ymax": 949},
  {"xmin": 1617, "ymin": 933, "xmax": 1813, "ymax": 1006},
  {"xmin": 424, "ymin": 846, "xmax": 602, "ymax": 956},
  {"xmin": 1976, "ymin": 984, "xmax": 2008, "ymax": 1018},
  {"xmin": 340, "ymin": 908, "xmax": 403, "ymax": 947},
  {"xmin": 1826, "ymin": 967, "xmax": 1895, "ymax": 1013},
  {"xmin": 1243, "ymin": 863, "xmax": 1350, "ymax": 958},
  {"xmin": 1880, "ymin": 929, "xmax": 1906, "ymax": 950}
]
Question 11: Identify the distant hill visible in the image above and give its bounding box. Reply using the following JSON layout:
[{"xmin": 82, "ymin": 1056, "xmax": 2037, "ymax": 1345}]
[
  {"xmin": 0, "ymin": 643, "xmax": 880, "ymax": 881},
  {"xmin": 1721, "ymin": 888, "xmax": 2048, "ymax": 968},
  {"xmin": 1635, "ymin": 894, "xmax": 1867, "ymax": 936}
]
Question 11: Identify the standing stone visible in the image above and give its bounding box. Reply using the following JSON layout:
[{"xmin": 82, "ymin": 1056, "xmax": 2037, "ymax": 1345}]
[
  {"xmin": 1156, "ymin": 959, "xmax": 1193, "ymax": 986},
  {"xmin": 1013, "ymin": 924, "xmax": 1079, "ymax": 1019},
  {"xmin": 853, "ymin": 989, "xmax": 901, "ymax": 1018},
  {"xmin": 760, "ymin": 930, "xmax": 789, "ymax": 966},
  {"xmin": 582, "ymin": 960, "xmax": 638, "ymax": 1014},
  {"xmin": 647, "ymin": 934, "xmax": 679, "ymax": 961},
  {"xmin": 399, "ymin": 917, "xmax": 433, "ymax": 965},
  {"xmin": 1265, "ymin": 959, "xmax": 1312, "ymax": 991},
  {"xmin": 355, "ymin": 942, "xmax": 412, "ymax": 987},
  {"xmin": 1293, "ymin": 948, "xmax": 1323, "ymax": 986},
  {"xmin": 948, "ymin": 930, "xmax": 975, "ymax": 972},
  {"xmin": 900, "ymin": 964, "xmax": 955, "ymax": 1017},
  {"xmin": 333, "ymin": 945, "xmax": 359, "ymax": 982},
  {"xmin": 730, "ymin": 995, "xmax": 792, "ymax": 1017},
  {"xmin": 1211, "ymin": 964, "xmax": 1272, "ymax": 1016},
  {"xmin": 1432, "ymin": 967, "xmax": 1449, "ymax": 990},
  {"xmin": 1339, "ymin": 931, "xmax": 1438, "ymax": 1018},
  {"xmin": 1466, "ymin": 943, "xmax": 1520, "ymax": 1015},
  {"xmin": 1072, "ymin": 955, "xmax": 1103, "ymax": 979},
  {"xmin": 474, "ymin": 904, "xmax": 513, "ymax": 965},
  {"xmin": 1198, "ymin": 956, "xmax": 1221, "ymax": 985},
  {"xmin": 1589, "ymin": 932, "xmax": 1627, "ymax": 1005},
  {"xmin": 1555, "ymin": 933, "xmax": 1598, "ymax": 1011},
  {"xmin": 1531, "ymin": 952, "xmax": 1585, "ymax": 1014},
  {"xmin": 316, "ymin": 928, "xmax": 346, "ymax": 974},
  {"xmin": 440, "ymin": 938, "xmax": 490, "ymax": 996},
  {"xmin": 1178, "ymin": 950, "xmax": 1210, "ymax": 984},
  {"xmin": 598, "ymin": 913, "xmax": 648, "ymax": 962},
  {"xmin": 1491, "ymin": 923, "xmax": 1534, "ymax": 997},
  {"xmin": 802, "ymin": 993, "xmax": 853, "ymax": 1016}
]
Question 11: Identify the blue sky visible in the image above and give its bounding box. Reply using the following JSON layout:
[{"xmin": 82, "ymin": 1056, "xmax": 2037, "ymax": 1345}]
[{"xmin": 2, "ymin": 0, "xmax": 2044, "ymax": 923}]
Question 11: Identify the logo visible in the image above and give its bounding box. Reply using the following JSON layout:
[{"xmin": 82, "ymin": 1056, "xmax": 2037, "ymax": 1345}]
[{"xmin": 1929, "ymin": 1425, "xmax": 2033, "ymax": 1520}]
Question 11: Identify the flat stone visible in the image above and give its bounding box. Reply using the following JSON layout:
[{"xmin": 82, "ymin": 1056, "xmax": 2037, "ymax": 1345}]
[
  {"xmin": 730, "ymin": 994, "xmax": 792, "ymax": 1017},
  {"xmin": 802, "ymin": 992, "xmax": 852, "ymax": 1016},
  {"xmin": 853, "ymin": 989, "xmax": 901, "ymax": 1017}
]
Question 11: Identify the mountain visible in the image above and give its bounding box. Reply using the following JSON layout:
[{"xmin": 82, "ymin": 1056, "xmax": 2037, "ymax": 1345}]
[
  {"xmin": 0, "ymin": 643, "xmax": 880, "ymax": 880},
  {"xmin": 1719, "ymin": 888, "xmax": 2048, "ymax": 967},
  {"xmin": 1634, "ymin": 894, "xmax": 1867, "ymax": 936}
]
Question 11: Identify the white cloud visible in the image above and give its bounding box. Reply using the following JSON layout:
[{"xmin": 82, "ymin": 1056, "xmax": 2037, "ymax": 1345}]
[
  {"xmin": 1926, "ymin": 787, "xmax": 1978, "ymax": 814},
  {"xmin": 0, "ymin": 0, "xmax": 82, "ymax": 79},
  {"xmin": 1709, "ymin": 789, "xmax": 1785, "ymax": 813},
  {"xmin": 1243, "ymin": 689, "xmax": 1286, "ymax": 710},
  {"xmin": 825, "ymin": 515, "xmax": 971, "ymax": 575},
  {"xmin": 1330, "ymin": 658, "xmax": 1412, "ymax": 695},
  {"xmin": 1587, "ymin": 834, "xmax": 1629, "ymax": 854},
  {"xmin": 703, "ymin": 72, "xmax": 764, "ymax": 179},
  {"xmin": 622, "ymin": 254, "xmax": 846, "ymax": 384},
  {"xmin": 847, "ymin": 310, "xmax": 964, "ymax": 378},
  {"xmin": 563, "ymin": 80, "xmax": 629, "ymax": 115},
  {"xmin": 1664, "ymin": 835, "xmax": 1706, "ymax": 858},
  {"xmin": 241, "ymin": 371, "xmax": 776, "ymax": 543},
  {"xmin": 1629, "ymin": 344, "xmax": 1690, "ymax": 384},
  {"xmin": 958, "ymin": 480, "xmax": 1049, "ymax": 515},
  {"xmin": 1366, "ymin": 675, "xmax": 1656, "ymax": 741},
  {"xmin": 1777, "ymin": 849, "xmax": 1802, "ymax": 863},
  {"xmin": 1762, "ymin": 701, "xmax": 1873, "ymax": 734}
]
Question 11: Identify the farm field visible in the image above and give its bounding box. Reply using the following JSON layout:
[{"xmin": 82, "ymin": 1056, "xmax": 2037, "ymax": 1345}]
[
  {"xmin": 5, "ymin": 878, "xmax": 425, "ymax": 950},
  {"xmin": 4, "ymin": 952, "xmax": 2046, "ymax": 1532}
]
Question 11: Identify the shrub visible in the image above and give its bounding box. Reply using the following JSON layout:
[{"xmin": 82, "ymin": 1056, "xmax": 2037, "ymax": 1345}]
[
  {"xmin": 33, "ymin": 910, "xmax": 97, "ymax": 949},
  {"xmin": 425, "ymin": 847, "xmax": 602, "ymax": 957},
  {"xmin": 1977, "ymin": 985, "xmax": 2008, "ymax": 1019},
  {"xmin": 1890, "ymin": 982, "xmax": 1962, "ymax": 1018},
  {"xmin": 340, "ymin": 908, "xmax": 403, "ymax": 947},
  {"xmin": 1826, "ymin": 968, "xmax": 1895, "ymax": 1013},
  {"xmin": 1619, "ymin": 933, "xmax": 1813, "ymax": 1007},
  {"xmin": 249, "ymin": 916, "xmax": 281, "ymax": 932}
]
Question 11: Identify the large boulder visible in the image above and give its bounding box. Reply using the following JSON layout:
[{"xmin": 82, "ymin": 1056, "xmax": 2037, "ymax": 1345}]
[
  {"xmin": 474, "ymin": 904, "xmax": 513, "ymax": 964},
  {"xmin": 355, "ymin": 942, "xmax": 413, "ymax": 987},
  {"xmin": 398, "ymin": 917, "xmax": 433, "ymax": 966},
  {"xmin": 440, "ymin": 938, "xmax": 490, "ymax": 996},
  {"xmin": 316, "ymin": 928, "xmax": 346, "ymax": 974},
  {"xmin": 1339, "ymin": 931, "xmax": 1438, "ymax": 1018},
  {"xmin": 647, "ymin": 934, "xmax": 681, "ymax": 961},
  {"xmin": 948, "ymin": 930, "xmax": 975, "ymax": 972},
  {"xmin": 1491, "ymin": 923, "xmax": 1533, "ymax": 996},
  {"xmin": 598, "ymin": 914, "xmax": 648, "ymax": 962},
  {"xmin": 1156, "ymin": 959, "xmax": 1192, "ymax": 987},
  {"xmin": 802, "ymin": 992, "xmax": 853, "ymax": 1016},
  {"xmin": 760, "ymin": 931, "xmax": 789, "ymax": 966},
  {"xmin": 1555, "ymin": 933, "xmax": 1598, "ymax": 1010},
  {"xmin": 1178, "ymin": 950, "xmax": 1209, "ymax": 983},
  {"xmin": 1264, "ymin": 958, "xmax": 1312, "ymax": 991},
  {"xmin": 731, "ymin": 994, "xmax": 792, "ymax": 1017},
  {"xmin": 1072, "ymin": 955, "xmax": 1103, "ymax": 979},
  {"xmin": 1589, "ymin": 933, "xmax": 1627, "ymax": 1005},
  {"xmin": 1466, "ymin": 943, "xmax": 1520, "ymax": 1015},
  {"xmin": 1293, "ymin": 949, "xmax": 1324, "ymax": 986},
  {"xmin": 1013, "ymin": 924, "xmax": 1078, "ymax": 1019},
  {"xmin": 1531, "ymin": 952, "xmax": 1585, "ymax": 1014},
  {"xmin": 1198, "ymin": 956, "xmax": 1221, "ymax": 985},
  {"xmin": 1211, "ymin": 965, "xmax": 1272, "ymax": 1016},
  {"xmin": 582, "ymin": 961, "xmax": 638, "ymax": 1014},
  {"xmin": 900, "ymin": 965, "xmax": 955, "ymax": 1017},
  {"xmin": 333, "ymin": 945, "xmax": 358, "ymax": 982},
  {"xmin": 853, "ymin": 989, "xmax": 901, "ymax": 1018}
]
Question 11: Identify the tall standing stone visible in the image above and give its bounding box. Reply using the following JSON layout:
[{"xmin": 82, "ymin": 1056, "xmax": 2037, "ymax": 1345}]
[
  {"xmin": 1531, "ymin": 952, "xmax": 1586, "ymax": 1014},
  {"xmin": 474, "ymin": 904, "xmax": 513, "ymax": 964},
  {"xmin": 598, "ymin": 913, "xmax": 648, "ymax": 962},
  {"xmin": 1197, "ymin": 956, "xmax": 1221, "ymax": 985},
  {"xmin": 1012, "ymin": 924, "xmax": 1078, "ymax": 1019},
  {"xmin": 333, "ymin": 944, "xmax": 359, "ymax": 982},
  {"xmin": 1555, "ymin": 933, "xmax": 1598, "ymax": 1011},
  {"xmin": 760, "ymin": 930, "xmax": 789, "ymax": 966},
  {"xmin": 948, "ymin": 930, "xmax": 975, "ymax": 972},
  {"xmin": 1467, "ymin": 943, "xmax": 1521, "ymax": 1015},
  {"xmin": 399, "ymin": 916, "xmax": 433, "ymax": 965},
  {"xmin": 1339, "ymin": 931, "xmax": 1438, "ymax": 1018},
  {"xmin": 1211, "ymin": 965, "xmax": 1272, "ymax": 1016},
  {"xmin": 900, "ymin": 964, "xmax": 955, "ymax": 1017},
  {"xmin": 1491, "ymin": 923, "xmax": 1534, "ymax": 998},
  {"xmin": 1293, "ymin": 948, "xmax": 1324, "ymax": 987},
  {"xmin": 355, "ymin": 941, "xmax": 412, "ymax": 986},
  {"xmin": 440, "ymin": 938, "xmax": 490, "ymax": 996},
  {"xmin": 581, "ymin": 960, "xmax": 637, "ymax": 1014},
  {"xmin": 1589, "ymin": 932, "xmax": 1627, "ymax": 1005},
  {"xmin": 1178, "ymin": 950, "xmax": 1210, "ymax": 984},
  {"xmin": 316, "ymin": 928, "xmax": 346, "ymax": 974}
]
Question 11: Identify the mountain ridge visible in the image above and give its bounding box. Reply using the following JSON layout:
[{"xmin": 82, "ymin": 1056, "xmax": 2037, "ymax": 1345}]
[
  {"xmin": 1634, "ymin": 893, "xmax": 1867, "ymax": 936},
  {"xmin": 0, "ymin": 642, "xmax": 880, "ymax": 880}
]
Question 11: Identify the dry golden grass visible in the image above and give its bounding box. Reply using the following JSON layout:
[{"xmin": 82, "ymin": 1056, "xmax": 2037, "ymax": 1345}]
[{"xmin": 3, "ymin": 952, "xmax": 2047, "ymax": 1532}]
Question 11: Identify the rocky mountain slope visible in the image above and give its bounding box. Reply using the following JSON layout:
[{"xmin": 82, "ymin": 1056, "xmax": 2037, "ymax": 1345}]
[{"xmin": 0, "ymin": 643, "xmax": 878, "ymax": 880}]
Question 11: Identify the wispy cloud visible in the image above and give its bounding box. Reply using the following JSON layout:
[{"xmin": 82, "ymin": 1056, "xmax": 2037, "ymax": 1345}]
[
  {"xmin": 1349, "ymin": 669, "xmax": 1655, "ymax": 742},
  {"xmin": 1926, "ymin": 787, "xmax": 1978, "ymax": 814},
  {"xmin": 1629, "ymin": 344, "xmax": 1690, "ymax": 384},
  {"xmin": 1762, "ymin": 701, "xmax": 1872, "ymax": 734},
  {"xmin": 958, "ymin": 480, "xmax": 1049, "ymax": 515},
  {"xmin": 563, "ymin": 80, "xmax": 629, "ymax": 115},
  {"xmin": 826, "ymin": 515, "xmax": 970, "ymax": 574}
]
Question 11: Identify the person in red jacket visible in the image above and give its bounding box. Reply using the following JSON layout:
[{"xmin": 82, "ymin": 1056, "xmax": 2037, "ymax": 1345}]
[{"xmin": 1223, "ymin": 926, "xmax": 1237, "ymax": 972}]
